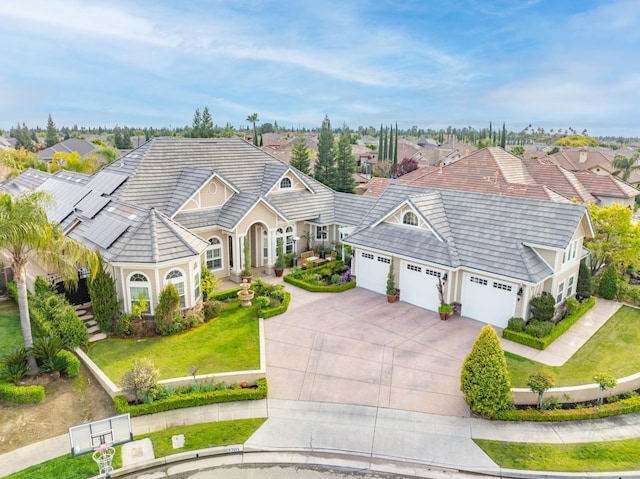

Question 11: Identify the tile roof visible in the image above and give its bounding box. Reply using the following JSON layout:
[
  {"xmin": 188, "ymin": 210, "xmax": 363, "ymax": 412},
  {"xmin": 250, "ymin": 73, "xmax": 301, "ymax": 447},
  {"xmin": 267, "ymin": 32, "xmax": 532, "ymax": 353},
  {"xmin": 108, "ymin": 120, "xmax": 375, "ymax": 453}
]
[
  {"xmin": 36, "ymin": 138, "xmax": 98, "ymax": 161},
  {"xmin": 345, "ymin": 183, "xmax": 587, "ymax": 283}
]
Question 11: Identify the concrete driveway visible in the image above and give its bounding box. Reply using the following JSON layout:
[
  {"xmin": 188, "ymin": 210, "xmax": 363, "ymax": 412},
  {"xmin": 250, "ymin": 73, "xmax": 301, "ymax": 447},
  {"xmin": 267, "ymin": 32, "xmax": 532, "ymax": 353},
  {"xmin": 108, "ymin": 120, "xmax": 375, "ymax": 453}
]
[{"xmin": 264, "ymin": 286, "xmax": 488, "ymax": 417}]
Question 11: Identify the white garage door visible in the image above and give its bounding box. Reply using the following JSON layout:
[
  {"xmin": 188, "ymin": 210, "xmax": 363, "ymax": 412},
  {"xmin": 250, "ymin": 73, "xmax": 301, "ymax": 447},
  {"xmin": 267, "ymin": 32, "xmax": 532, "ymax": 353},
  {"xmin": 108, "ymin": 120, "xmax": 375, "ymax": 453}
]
[
  {"xmin": 356, "ymin": 251, "xmax": 391, "ymax": 295},
  {"xmin": 460, "ymin": 273, "xmax": 517, "ymax": 328},
  {"xmin": 399, "ymin": 261, "xmax": 442, "ymax": 311}
]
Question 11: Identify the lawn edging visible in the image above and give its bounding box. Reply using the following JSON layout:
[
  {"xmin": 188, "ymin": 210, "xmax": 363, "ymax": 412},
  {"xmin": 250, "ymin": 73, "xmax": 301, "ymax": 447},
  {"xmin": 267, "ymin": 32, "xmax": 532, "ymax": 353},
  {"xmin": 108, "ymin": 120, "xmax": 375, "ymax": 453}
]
[
  {"xmin": 259, "ymin": 291, "xmax": 291, "ymax": 319},
  {"xmin": 502, "ymin": 297, "xmax": 596, "ymax": 350},
  {"xmin": 75, "ymin": 318, "xmax": 267, "ymax": 400}
]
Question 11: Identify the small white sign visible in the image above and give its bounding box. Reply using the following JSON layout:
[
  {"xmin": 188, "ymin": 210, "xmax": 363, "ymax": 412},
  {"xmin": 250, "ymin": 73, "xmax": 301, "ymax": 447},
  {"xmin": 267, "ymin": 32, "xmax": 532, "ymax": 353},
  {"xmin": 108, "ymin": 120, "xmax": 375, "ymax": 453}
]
[{"xmin": 171, "ymin": 434, "xmax": 185, "ymax": 449}]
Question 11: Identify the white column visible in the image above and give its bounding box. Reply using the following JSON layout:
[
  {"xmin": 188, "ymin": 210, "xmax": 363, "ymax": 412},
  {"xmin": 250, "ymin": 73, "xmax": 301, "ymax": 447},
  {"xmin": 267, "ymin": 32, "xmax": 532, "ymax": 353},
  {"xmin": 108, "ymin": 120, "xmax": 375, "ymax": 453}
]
[
  {"xmin": 230, "ymin": 234, "xmax": 243, "ymax": 282},
  {"xmin": 265, "ymin": 229, "xmax": 275, "ymax": 275}
]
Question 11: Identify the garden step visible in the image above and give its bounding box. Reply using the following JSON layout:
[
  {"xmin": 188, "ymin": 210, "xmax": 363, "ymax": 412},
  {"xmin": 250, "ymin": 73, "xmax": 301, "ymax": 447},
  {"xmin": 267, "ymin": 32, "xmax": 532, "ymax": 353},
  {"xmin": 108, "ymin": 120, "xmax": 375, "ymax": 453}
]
[
  {"xmin": 85, "ymin": 320, "xmax": 97, "ymax": 327},
  {"xmin": 87, "ymin": 325, "xmax": 101, "ymax": 334},
  {"xmin": 74, "ymin": 303, "xmax": 91, "ymax": 310},
  {"xmin": 88, "ymin": 333, "xmax": 107, "ymax": 342},
  {"xmin": 78, "ymin": 314, "xmax": 93, "ymax": 321}
]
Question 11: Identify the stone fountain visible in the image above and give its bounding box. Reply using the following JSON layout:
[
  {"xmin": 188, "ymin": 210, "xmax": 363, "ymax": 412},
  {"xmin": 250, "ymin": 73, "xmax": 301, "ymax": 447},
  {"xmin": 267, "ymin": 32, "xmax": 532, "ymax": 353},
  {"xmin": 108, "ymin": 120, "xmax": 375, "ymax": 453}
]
[{"xmin": 237, "ymin": 279, "xmax": 254, "ymax": 307}]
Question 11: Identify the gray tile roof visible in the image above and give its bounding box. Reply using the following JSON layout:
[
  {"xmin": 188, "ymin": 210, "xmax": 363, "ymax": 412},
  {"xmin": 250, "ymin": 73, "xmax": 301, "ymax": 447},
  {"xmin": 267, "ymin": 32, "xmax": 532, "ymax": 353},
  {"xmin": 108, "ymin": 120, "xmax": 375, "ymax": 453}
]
[
  {"xmin": 344, "ymin": 183, "xmax": 588, "ymax": 283},
  {"xmin": 36, "ymin": 138, "xmax": 97, "ymax": 161}
]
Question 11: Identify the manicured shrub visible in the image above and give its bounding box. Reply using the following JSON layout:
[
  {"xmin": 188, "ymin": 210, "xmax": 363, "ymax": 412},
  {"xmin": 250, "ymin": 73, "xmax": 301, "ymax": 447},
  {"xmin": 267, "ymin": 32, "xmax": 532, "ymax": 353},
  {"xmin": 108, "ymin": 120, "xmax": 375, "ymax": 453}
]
[
  {"xmin": 529, "ymin": 292, "xmax": 555, "ymax": 322},
  {"xmin": 203, "ymin": 300, "xmax": 223, "ymax": 321},
  {"xmin": 87, "ymin": 252, "xmax": 121, "ymax": 332},
  {"xmin": 259, "ymin": 292, "xmax": 291, "ymax": 319},
  {"xmin": 564, "ymin": 296, "xmax": 579, "ymax": 315},
  {"xmin": 598, "ymin": 263, "xmax": 618, "ymax": 300},
  {"xmin": 115, "ymin": 313, "xmax": 135, "ymax": 336},
  {"xmin": 527, "ymin": 371, "xmax": 555, "ymax": 409},
  {"xmin": 155, "ymin": 283, "xmax": 182, "ymax": 336},
  {"xmin": 201, "ymin": 267, "xmax": 222, "ymax": 301},
  {"xmin": 0, "ymin": 382, "xmax": 45, "ymax": 403},
  {"xmin": 6, "ymin": 281, "xmax": 18, "ymax": 302},
  {"xmin": 460, "ymin": 325, "xmax": 512, "ymax": 417},
  {"xmin": 254, "ymin": 295, "xmax": 270, "ymax": 310},
  {"xmin": 525, "ymin": 320, "xmax": 555, "ymax": 338},
  {"xmin": 576, "ymin": 260, "xmax": 592, "ymax": 300},
  {"xmin": 58, "ymin": 349, "xmax": 81, "ymax": 377},
  {"xmin": 506, "ymin": 317, "xmax": 526, "ymax": 332}
]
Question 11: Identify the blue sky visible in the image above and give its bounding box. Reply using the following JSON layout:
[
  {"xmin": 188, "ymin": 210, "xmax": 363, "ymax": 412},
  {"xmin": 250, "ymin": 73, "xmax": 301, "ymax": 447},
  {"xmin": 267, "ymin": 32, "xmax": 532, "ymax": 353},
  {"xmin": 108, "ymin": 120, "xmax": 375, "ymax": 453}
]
[{"xmin": 1, "ymin": 0, "xmax": 638, "ymax": 137}]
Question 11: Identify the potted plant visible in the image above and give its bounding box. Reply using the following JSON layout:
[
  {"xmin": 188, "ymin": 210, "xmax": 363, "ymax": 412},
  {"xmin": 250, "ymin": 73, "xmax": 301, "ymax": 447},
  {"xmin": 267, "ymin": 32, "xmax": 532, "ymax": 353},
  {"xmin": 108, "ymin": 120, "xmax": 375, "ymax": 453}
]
[
  {"xmin": 274, "ymin": 238, "xmax": 285, "ymax": 277},
  {"xmin": 241, "ymin": 237, "xmax": 253, "ymax": 282},
  {"xmin": 436, "ymin": 277, "xmax": 451, "ymax": 320},
  {"xmin": 386, "ymin": 259, "xmax": 397, "ymax": 303}
]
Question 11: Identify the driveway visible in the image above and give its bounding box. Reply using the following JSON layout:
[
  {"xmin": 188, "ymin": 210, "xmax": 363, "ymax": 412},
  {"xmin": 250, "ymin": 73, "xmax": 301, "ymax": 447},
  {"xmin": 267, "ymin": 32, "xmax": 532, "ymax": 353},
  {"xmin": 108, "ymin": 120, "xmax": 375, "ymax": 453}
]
[{"xmin": 264, "ymin": 286, "xmax": 488, "ymax": 417}]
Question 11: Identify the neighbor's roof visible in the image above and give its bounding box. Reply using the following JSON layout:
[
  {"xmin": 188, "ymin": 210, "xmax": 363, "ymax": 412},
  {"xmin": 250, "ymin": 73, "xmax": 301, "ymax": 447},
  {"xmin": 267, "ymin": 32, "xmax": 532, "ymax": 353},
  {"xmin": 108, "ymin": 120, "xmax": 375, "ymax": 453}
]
[{"xmin": 37, "ymin": 138, "xmax": 98, "ymax": 161}]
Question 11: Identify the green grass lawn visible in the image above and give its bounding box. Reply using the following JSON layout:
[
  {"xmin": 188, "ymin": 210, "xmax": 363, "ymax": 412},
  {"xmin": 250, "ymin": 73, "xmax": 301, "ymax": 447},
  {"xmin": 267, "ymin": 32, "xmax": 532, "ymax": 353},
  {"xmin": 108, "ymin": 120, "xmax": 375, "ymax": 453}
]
[
  {"xmin": 6, "ymin": 418, "xmax": 266, "ymax": 479},
  {"xmin": 0, "ymin": 300, "xmax": 22, "ymax": 355},
  {"xmin": 475, "ymin": 438, "xmax": 640, "ymax": 472},
  {"xmin": 87, "ymin": 302, "xmax": 260, "ymax": 385},
  {"xmin": 507, "ymin": 305, "xmax": 640, "ymax": 387}
]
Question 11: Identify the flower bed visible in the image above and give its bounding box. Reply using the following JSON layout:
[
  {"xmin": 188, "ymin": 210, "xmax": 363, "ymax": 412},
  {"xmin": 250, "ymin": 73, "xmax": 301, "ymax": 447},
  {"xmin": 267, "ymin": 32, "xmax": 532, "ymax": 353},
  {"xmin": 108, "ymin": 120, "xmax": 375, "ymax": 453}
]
[{"xmin": 284, "ymin": 261, "xmax": 356, "ymax": 292}]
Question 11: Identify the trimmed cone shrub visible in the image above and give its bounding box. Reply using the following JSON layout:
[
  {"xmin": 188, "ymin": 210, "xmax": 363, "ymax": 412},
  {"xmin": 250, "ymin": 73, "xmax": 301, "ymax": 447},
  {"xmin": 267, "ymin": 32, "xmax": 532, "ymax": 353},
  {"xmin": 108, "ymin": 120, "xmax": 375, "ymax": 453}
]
[
  {"xmin": 576, "ymin": 260, "xmax": 592, "ymax": 300},
  {"xmin": 598, "ymin": 263, "xmax": 618, "ymax": 300},
  {"xmin": 461, "ymin": 325, "xmax": 512, "ymax": 417}
]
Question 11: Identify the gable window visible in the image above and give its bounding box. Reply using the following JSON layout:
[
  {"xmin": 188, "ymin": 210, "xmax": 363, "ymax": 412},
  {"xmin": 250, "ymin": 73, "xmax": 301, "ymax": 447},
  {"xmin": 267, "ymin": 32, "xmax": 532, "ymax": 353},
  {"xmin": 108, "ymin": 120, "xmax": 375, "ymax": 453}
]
[
  {"xmin": 206, "ymin": 237, "xmax": 223, "ymax": 271},
  {"xmin": 403, "ymin": 211, "xmax": 418, "ymax": 226},
  {"xmin": 562, "ymin": 239, "xmax": 579, "ymax": 264},
  {"xmin": 316, "ymin": 225, "xmax": 327, "ymax": 240},
  {"xmin": 193, "ymin": 261, "xmax": 201, "ymax": 301},
  {"xmin": 280, "ymin": 177, "xmax": 292, "ymax": 189},
  {"xmin": 556, "ymin": 281, "xmax": 565, "ymax": 304},
  {"xmin": 166, "ymin": 269, "xmax": 186, "ymax": 308},
  {"xmin": 128, "ymin": 272, "xmax": 151, "ymax": 314},
  {"xmin": 566, "ymin": 275, "xmax": 575, "ymax": 297}
]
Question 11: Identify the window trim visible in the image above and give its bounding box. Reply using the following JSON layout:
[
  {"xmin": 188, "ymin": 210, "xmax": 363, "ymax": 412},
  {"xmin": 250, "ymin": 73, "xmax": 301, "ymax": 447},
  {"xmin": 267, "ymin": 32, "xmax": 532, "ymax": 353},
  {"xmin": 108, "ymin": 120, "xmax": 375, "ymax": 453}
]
[
  {"xmin": 566, "ymin": 275, "xmax": 575, "ymax": 297},
  {"xmin": 205, "ymin": 236, "xmax": 223, "ymax": 271},
  {"xmin": 280, "ymin": 177, "xmax": 292, "ymax": 189},
  {"xmin": 127, "ymin": 272, "xmax": 152, "ymax": 314},
  {"xmin": 165, "ymin": 268, "xmax": 186, "ymax": 308},
  {"xmin": 402, "ymin": 211, "xmax": 418, "ymax": 226},
  {"xmin": 556, "ymin": 280, "xmax": 565, "ymax": 304}
]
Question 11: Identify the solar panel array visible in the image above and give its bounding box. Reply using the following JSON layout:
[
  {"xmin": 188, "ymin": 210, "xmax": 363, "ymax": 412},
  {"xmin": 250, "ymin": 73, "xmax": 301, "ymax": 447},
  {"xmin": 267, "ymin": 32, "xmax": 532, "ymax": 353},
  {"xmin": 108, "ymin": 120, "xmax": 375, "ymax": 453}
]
[
  {"xmin": 82, "ymin": 215, "xmax": 129, "ymax": 249},
  {"xmin": 38, "ymin": 178, "xmax": 90, "ymax": 223},
  {"xmin": 85, "ymin": 172, "xmax": 127, "ymax": 195},
  {"xmin": 75, "ymin": 192, "xmax": 111, "ymax": 219}
]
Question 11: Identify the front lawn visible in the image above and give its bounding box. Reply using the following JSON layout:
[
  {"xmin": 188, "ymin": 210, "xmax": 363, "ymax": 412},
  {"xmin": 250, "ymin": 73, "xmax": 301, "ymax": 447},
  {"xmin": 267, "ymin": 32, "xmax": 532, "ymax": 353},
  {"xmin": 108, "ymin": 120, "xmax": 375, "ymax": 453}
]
[
  {"xmin": 0, "ymin": 300, "xmax": 21, "ymax": 355},
  {"xmin": 88, "ymin": 302, "xmax": 260, "ymax": 385},
  {"xmin": 507, "ymin": 305, "xmax": 640, "ymax": 387},
  {"xmin": 475, "ymin": 438, "xmax": 640, "ymax": 472}
]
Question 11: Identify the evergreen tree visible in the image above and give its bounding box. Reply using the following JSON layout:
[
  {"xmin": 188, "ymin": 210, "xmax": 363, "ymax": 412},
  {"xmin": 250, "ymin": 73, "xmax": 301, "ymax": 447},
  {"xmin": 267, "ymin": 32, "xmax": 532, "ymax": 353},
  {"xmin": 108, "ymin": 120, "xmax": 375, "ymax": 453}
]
[
  {"xmin": 45, "ymin": 114, "xmax": 58, "ymax": 148},
  {"xmin": 113, "ymin": 127, "xmax": 124, "ymax": 149},
  {"xmin": 87, "ymin": 252, "xmax": 121, "ymax": 332},
  {"xmin": 576, "ymin": 261, "xmax": 592, "ymax": 300},
  {"xmin": 382, "ymin": 126, "xmax": 388, "ymax": 161},
  {"xmin": 500, "ymin": 122, "xmax": 506, "ymax": 149},
  {"xmin": 192, "ymin": 108, "xmax": 202, "ymax": 137},
  {"xmin": 378, "ymin": 123, "xmax": 383, "ymax": 159},
  {"xmin": 393, "ymin": 122, "xmax": 398, "ymax": 166},
  {"xmin": 598, "ymin": 263, "xmax": 618, "ymax": 300},
  {"xmin": 333, "ymin": 124, "xmax": 357, "ymax": 193},
  {"xmin": 122, "ymin": 127, "xmax": 134, "ymax": 149},
  {"xmin": 460, "ymin": 325, "xmax": 511, "ymax": 417},
  {"xmin": 201, "ymin": 106, "xmax": 214, "ymax": 138},
  {"xmin": 11, "ymin": 123, "xmax": 35, "ymax": 151},
  {"xmin": 314, "ymin": 115, "xmax": 336, "ymax": 186},
  {"xmin": 290, "ymin": 136, "xmax": 311, "ymax": 174}
]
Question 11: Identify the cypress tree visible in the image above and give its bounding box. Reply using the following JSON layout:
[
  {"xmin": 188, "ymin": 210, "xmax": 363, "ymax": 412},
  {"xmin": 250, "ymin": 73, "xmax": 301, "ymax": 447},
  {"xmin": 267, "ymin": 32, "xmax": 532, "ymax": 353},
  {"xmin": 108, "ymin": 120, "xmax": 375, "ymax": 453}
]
[
  {"xmin": 378, "ymin": 123, "xmax": 383, "ymax": 160},
  {"xmin": 382, "ymin": 126, "xmax": 388, "ymax": 161},
  {"xmin": 500, "ymin": 122, "xmax": 506, "ymax": 149},
  {"xmin": 393, "ymin": 122, "xmax": 398, "ymax": 166}
]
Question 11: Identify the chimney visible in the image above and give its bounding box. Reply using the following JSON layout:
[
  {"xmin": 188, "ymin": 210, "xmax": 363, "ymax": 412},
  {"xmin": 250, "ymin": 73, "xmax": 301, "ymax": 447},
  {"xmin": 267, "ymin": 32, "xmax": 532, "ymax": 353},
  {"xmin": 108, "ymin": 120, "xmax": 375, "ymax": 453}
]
[{"xmin": 579, "ymin": 150, "xmax": 587, "ymax": 163}]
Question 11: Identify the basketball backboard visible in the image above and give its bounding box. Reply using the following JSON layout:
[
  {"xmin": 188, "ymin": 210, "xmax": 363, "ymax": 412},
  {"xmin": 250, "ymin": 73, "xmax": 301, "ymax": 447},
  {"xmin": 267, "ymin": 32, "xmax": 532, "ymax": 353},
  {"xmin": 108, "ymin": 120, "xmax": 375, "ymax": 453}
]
[{"xmin": 69, "ymin": 413, "xmax": 133, "ymax": 457}]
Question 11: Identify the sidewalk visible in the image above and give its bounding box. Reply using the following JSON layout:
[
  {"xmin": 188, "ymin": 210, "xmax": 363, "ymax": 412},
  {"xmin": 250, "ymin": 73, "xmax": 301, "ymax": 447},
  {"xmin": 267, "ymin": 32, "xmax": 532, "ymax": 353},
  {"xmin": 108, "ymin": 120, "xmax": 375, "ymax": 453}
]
[
  {"xmin": 3, "ymin": 399, "xmax": 640, "ymax": 478},
  {"xmin": 500, "ymin": 298, "xmax": 622, "ymax": 366}
]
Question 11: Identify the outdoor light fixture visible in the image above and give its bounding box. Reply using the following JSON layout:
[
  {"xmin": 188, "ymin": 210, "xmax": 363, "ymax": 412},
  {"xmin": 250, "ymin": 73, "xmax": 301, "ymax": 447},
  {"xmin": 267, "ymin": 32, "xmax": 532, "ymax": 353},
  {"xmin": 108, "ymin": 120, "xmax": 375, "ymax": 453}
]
[
  {"xmin": 442, "ymin": 273, "xmax": 448, "ymax": 282},
  {"xmin": 517, "ymin": 287, "xmax": 523, "ymax": 301}
]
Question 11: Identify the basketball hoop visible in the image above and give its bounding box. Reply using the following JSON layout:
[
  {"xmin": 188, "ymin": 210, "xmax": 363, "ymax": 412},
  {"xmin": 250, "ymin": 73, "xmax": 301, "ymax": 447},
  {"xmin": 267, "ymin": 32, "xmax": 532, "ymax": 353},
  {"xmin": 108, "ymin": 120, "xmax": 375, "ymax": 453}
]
[{"xmin": 92, "ymin": 443, "xmax": 115, "ymax": 478}]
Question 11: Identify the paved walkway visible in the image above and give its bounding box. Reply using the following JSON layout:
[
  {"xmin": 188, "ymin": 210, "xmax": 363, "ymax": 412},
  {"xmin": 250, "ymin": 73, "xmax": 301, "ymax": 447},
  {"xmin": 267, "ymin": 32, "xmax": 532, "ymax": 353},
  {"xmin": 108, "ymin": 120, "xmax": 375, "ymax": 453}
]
[{"xmin": 0, "ymin": 280, "xmax": 631, "ymax": 477}]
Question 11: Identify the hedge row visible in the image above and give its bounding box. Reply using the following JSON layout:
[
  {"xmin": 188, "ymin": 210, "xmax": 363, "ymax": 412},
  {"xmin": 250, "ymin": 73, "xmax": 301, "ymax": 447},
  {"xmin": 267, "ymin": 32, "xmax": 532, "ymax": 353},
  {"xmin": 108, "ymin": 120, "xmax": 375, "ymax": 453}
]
[
  {"xmin": 114, "ymin": 378, "xmax": 268, "ymax": 417},
  {"xmin": 209, "ymin": 287, "xmax": 242, "ymax": 301},
  {"xmin": 496, "ymin": 393, "xmax": 640, "ymax": 422},
  {"xmin": 0, "ymin": 382, "xmax": 45, "ymax": 403},
  {"xmin": 259, "ymin": 292, "xmax": 291, "ymax": 319},
  {"xmin": 502, "ymin": 297, "xmax": 596, "ymax": 350},
  {"xmin": 58, "ymin": 350, "xmax": 81, "ymax": 378},
  {"xmin": 283, "ymin": 263, "xmax": 356, "ymax": 293}
]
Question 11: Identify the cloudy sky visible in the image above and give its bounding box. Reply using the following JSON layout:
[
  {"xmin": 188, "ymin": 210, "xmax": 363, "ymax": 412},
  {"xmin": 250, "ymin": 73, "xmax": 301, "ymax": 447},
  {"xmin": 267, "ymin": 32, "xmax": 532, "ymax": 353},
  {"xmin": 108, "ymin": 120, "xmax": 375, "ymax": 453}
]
[{"xmin": 1, "ymin": 0, "xmax": 638, "ymax": 136}]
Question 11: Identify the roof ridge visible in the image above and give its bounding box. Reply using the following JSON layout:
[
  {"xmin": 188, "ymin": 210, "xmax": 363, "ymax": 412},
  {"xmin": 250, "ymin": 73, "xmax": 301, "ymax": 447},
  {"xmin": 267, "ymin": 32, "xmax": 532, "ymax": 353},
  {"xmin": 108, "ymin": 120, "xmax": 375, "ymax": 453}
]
[
  {"xmin": 154, "ymin": 209, "xmax": 203, "ymax": 256},
  {"xmin": 149, "ymin": 209, "xmax": 160, "ymax": 263}
]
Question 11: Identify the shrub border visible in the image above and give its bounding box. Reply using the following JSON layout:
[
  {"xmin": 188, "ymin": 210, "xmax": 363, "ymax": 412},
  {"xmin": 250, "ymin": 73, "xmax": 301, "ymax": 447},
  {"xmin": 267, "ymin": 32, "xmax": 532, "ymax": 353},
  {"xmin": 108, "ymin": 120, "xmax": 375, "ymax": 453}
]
[
  {"xmin": 502, "ymin": 297, "xmax": 596, "ymax": 350},
  {"xmin": 284, "ymin": 261, "xmax": 356, "ymax": 292},
  {"xmin": 259, "ymin": 292, "xmax": 291, "ymax": 319},
  {"xmin": 0, "ymin": 381, "xmax": 45, "ymax": 403},
  {"xmin": 113, "ymin": 378, "xmax": 268, "ymax": 417}
]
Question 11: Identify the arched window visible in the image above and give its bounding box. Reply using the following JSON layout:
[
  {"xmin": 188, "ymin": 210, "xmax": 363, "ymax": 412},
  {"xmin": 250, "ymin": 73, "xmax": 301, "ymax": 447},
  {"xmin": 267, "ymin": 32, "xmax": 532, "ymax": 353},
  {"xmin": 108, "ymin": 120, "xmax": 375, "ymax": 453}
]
[
  {"xmin": 403, "ymin": 212, "xmax": 418, "ymax": 226},
  {"xmin": 280, "ymin": 177, "xmax": 292, "ymax": 189},
  {"xmin": 205, "ymin": 237, "xmax": 223, "ymax": 271},
  {"xmin": 128, "ymin": 272, "xmax": 151, "ymax": 314},
  {"xmin": 165, "ymin": 269, "xmax": 186, "ymax": 308}
]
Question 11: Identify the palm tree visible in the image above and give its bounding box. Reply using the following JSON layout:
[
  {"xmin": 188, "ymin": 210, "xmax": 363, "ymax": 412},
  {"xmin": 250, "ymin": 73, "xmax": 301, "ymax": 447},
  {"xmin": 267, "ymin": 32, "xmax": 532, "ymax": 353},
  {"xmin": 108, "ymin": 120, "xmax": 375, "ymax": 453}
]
[
  {"xmin": 611, "ymin": 153, "xmax": 640, "ymax": 182},
  {"xmin": 0, "ymin": 190, "xmax": 97, "ymax": 373},
  {"xmin": 246, "ymin": 113, "xmax": 259, "ymax": 146},
  {"xmin": 50, "ymin": 151, "xmax": 97, "ymax": 174}
]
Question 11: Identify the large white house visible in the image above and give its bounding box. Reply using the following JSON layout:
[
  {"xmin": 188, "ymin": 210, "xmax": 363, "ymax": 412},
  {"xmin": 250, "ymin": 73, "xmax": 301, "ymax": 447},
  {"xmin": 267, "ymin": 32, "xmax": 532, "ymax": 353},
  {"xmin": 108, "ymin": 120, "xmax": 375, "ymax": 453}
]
[{"xmin": 1, "ymin": 138, "xmax": 593, "ymax": 328}]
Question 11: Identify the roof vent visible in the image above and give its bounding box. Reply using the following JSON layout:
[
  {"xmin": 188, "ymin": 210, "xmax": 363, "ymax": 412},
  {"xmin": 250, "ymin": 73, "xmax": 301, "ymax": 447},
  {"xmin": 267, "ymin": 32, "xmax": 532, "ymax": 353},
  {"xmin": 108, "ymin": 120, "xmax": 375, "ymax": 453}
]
[{"xmin": 128, "ymin": 214, "xmax": 137, "ymax": 220}]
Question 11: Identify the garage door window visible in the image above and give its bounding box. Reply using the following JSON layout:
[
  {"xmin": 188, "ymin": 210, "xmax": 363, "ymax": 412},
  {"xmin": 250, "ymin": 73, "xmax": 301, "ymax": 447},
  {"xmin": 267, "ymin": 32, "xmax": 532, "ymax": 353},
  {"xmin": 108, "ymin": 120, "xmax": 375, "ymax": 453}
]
[
  {"xmin": 407, "ymin": 264, "xmax": 421, "ymax": 272},
  {"xmin": 362, "ymin": 252, "xmax": 374, "ymax": 260},
  {"xmin": 377, "ymin": 256, "xmax": 391, "ymax": 264},
  {"xmin": 425, "ymin": 268, "xmax": 442, "ymax": 278},
  {"xmin": 493, "ymin": 282, "xmax": 512, "ymax": 292},
  {"xmin": 470, "ymin": 276, "xmax": 488, "ymax": 286}
]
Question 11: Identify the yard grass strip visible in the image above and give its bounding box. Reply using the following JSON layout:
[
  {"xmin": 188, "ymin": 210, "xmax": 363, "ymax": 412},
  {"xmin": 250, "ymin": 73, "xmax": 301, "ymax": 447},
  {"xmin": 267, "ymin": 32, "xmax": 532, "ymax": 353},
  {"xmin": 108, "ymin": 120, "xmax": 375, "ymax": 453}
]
[
  {"xmin": 5, "ymin": 418, "xmax": 266, "ymax": 479},
  {"xmin": 87, "ymin": 302, "xmax": 260, "ymax": 384},
  {"xmin": 506, "ymin": 305, "xmax": 640, "ymax": 387},
  {"xmin": 475, "ymin": 438, "xmax": 640, "ymax": 472},
  {"xmin": 0, "ymin": 302, "xmax": 21, "ymax": 355}
]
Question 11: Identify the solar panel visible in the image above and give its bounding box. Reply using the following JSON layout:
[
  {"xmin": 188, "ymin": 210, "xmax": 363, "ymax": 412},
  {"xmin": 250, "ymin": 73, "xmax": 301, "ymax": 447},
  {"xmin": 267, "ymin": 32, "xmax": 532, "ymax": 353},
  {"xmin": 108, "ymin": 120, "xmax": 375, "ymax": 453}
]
[
  {"xmin": 75, "ymin": 192, "xmax": 111, "ymax": 219},
  {"xmin": 82, "ymin": 216, "xmax": 129, "ymax": 249},
  {"xmin": 85, "ymin": 172, "xmax": 127, "ymax": 195},
  {"xmin": 37, "ymin": 178, "xmax": 91, "ymax": 223}
]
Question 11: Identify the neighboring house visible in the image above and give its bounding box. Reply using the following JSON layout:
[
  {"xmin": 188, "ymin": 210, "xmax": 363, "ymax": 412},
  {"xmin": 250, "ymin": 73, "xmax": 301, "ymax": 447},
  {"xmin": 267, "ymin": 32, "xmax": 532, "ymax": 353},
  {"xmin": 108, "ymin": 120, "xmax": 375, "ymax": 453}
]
[
  {"xmin": 544, "ymin": 148, "xmax": 640, "ymax": 187},
  {"xmin": 362, "ymin": 147, "xmax": 639, "ymax": 208},
  {"xmin": 2, "ymin": 138, "xmax": 593, "ymax": 329},
  {"xmin": 37, "ymin": 138, "xmax": 98, "ymax": 163}
]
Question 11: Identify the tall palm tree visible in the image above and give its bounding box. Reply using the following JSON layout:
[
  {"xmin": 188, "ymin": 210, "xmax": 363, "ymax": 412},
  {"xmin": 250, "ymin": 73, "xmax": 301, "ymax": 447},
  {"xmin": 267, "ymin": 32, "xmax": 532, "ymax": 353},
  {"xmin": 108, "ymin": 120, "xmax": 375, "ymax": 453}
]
[
  {"xmin": 246, "ymin": 113, "xmax": 259, "ymax": 146},
  {"xmin": 611, "ymin": 153, "xmax": 640, "ymax": 182},
  {"xmin": 0, "ymin": 190, "xmax": 97, "ymax": 373}
]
